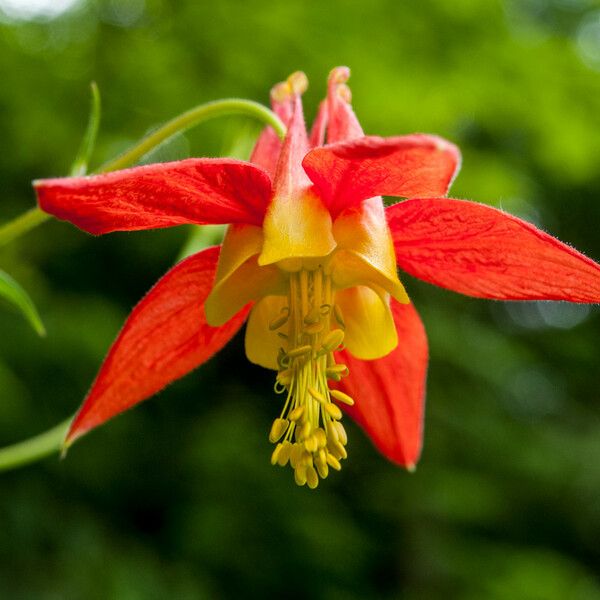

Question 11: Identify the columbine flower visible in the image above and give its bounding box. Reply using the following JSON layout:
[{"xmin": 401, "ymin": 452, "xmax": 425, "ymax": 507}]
[{"xmin": 35, "ymin": 68, "xmax": 600, "ymax": 488}]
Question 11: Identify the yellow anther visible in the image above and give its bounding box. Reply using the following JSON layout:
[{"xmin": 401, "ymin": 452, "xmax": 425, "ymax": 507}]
[
  {"xmin": 319, "ymin": 304, "xmax": 331, "ymax": 316},
  {"xmin": 277, "ymin": 441, "xmax": 292, "ymax": 467},
  {"xmin": 286, "ymin": 345, "xmax": 312, "ymax": 359},
  {"xmin": 324, "ymin": 402, "xmax": 343, "ymax": 420},
  {"xmin": 302, "ymin": 451, "xmax": 314, "ymax": 468},
  {"xmin": 303, "ymin": 307, "xmax": 320, "ymax": 324},
  {"xmin": 294, "ymin": 465, "xmax": 307, "ymax": 486},
  {"xmin": 288, "ymin": 405, "xmax": 305, "ymax": 421},
  {"xmin": 314, "ymin": 427, "xmax": 327, "ymax": 448},
  {"xmin": 321, "ymin": 329, "xmax": 345, "ymax": 353},
  {"xmin": 271, "ymin": 443, "xmax": 283, "ymax": 465},
  {"xmin": 316, "ymin": 460, "xmax": 329, "ymax": 479},
  {"xmin": 306, "ymin": 466, "xmax": 319, "ymax": 489},
  {"xmin": 330, "ymin": 389, "xmax": 354, "ymax": 406},
  {"xmin": 333, "ymin": 304, "xmax": 345, "ymax": 328},
  {"xmin": 269, "ymin": 418, "xmax": 289, "ymax": 443},
  {"xmin": 276, "ymin": 369, "xmax": 292, "ymax": 387},
  {"xmin": 305, "ymin": 322, "xmax": 324, "ymax": 335},
  {"xmin": 329, "ymin": 439, "xmax": 347, "ymax": 460},
  {"xmin": 326, "ymin": 421, "xmax": 339, "ymax": 443},
  {"xmin": 326, "ymin": 453, "xmax": 342, "ymax": 471},
  {"xmin": 299, "ymin": 420, "xmax": 312, "ymax": 441},
  {"xmin": 326, "ymin": 363, "xmax": 349, "ymax": 377},
  {"xmin": 308, "ymin": 386, "xmax": 327, "ymax": 404},
  {"xmin": 290, "ymin": 443, "xmax": 303, "ymax": 469},
  {"xmin": 304, "ymin": 434, "xmax": 318, "ymax": 453},
  {"xmin": 317, "ymin": 448, "xmax": 327, "ymax": 466},
  {"xmin": 334, "ymin": 421, "xmax": 348, "ymax": 445},
  {"xmin": 269, "ymin": 308, "xmax": 290, "ymax": 331}
]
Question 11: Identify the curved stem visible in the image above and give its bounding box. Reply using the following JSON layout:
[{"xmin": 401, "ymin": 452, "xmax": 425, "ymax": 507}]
[
  {"xmin": 0, "ymin": 207, "xmax": 51, "ymax": 248},
  {"xmin": 0, "ymin": 416, "xmax": 72, "ymax": 471},
  {"xmin": 98, "ymin": 98, "xmax": 286, "ymax": 173}
]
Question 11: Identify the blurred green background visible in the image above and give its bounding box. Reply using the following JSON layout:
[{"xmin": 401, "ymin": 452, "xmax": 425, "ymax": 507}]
[{"xmin": 1, "ymin": 0, "xmax": 600, "ymax": 598}]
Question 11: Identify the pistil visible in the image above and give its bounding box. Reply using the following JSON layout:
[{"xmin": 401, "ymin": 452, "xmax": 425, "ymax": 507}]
[{"xmin": 268, "ymin": 266, "xmax": 353, "ymax": 488}]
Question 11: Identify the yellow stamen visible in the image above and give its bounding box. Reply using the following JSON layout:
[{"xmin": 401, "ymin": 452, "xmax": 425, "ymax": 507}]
[
  {"xmin": 326, "ymin": 454, "xmax": 342, "ymax": 471},
  {"xmin": 321, "ymin": 329, "xmax": 345, "ymax": 353},
  {"xmin": 267, "ymin": 266, "xmax": 353, "ymax": 488},
  {"xmin": 288, "ymin": 405, "xmax": 305, "ymax": 421},
  {"xmin": 269, "ymin": 308, "xmax": 289, "ymax": 331},
  {"xmin": 324, "ymin": 403, "xmax": 342, "ymax": 420},
  {"xmin": 269, "ymin": 418, "xmax": 289, "ymax": 443},
  {"xmin": 330, "ymin": 389, "xmax": 355, "ymax": 406},
  {"xmin": 306, "ymin": 466, "xmax": 319, "ymax": 489},
  {"xmin": 287, "ymin": 345, "xmax": 312, "ymax": 358},
  {"xmin": 277, "ymin": 441, "xmax": 292, "ymax": 466},
  {"xmin": 333, "ymin": 304, "xmax": 345, "ymax": 329},
  {"xmin": 334, "ymin": 421, "xmax": 348, "ymax": 445}
]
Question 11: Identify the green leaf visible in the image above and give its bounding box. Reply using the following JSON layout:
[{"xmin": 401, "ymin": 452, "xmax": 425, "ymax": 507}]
[
  {"xmin": 0, "ymin": 269, "xmax": 46, "ymax": 336},
  {"xmin": 70, "ymin": 81, "xmax": 101, "ymax": 176}
]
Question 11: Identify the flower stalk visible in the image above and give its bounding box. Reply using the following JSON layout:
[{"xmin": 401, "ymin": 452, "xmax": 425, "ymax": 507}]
[
  {"xmin": 97, "ymin": 98, "xmax": 287, "ymax": 173},
  {"xmin": 0, "ymin": 417, "xmax": 71, "ymax": 472}
]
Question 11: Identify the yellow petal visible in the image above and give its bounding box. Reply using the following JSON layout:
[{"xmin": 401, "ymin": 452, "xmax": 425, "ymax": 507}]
[
  {"xmin": 331, "ymin": 250, "xmax": 409, "ymax": 304},
  {"xmin": 214, "ymin": 223, "xmax": 264, "ymax": 286},
  {"xmin": 331, "ymin": 197, "xmax": 409, "ymax": 303},
  {"xmin": 205, "ymin": 257, "xmax": 285, "ymax": 326},
  {"xmin": 258, "ymin": 187, "xmax": 336, "ymax": 267},
  {"xmin": 205, "ymin": 223, "xmax": 286, "ymax": 326},
  {"xmin": 334, "ymin": 285, "xmax": 398, "ymax": 360},
  {"xmin": 245, "ymin": 295, "xmax": 288, "ymax": 370}
]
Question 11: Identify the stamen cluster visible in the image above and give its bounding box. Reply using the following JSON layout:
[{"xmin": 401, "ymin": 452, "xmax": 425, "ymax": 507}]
[{"xmin": 268, "ymin": 266, "xmax": 354, "ymax": 488}]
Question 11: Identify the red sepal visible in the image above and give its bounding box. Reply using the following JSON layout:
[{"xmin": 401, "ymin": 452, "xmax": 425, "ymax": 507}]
[
  {"xmin": 309, "ymin": 100, "xmax": 328, "ymax": 147},
  {"xmin": 336, "ymin": 300, "xmax": 428, "ymax": 467},
  {"xmin": 388, "ymin": 198, "xmax": 600, "ymax": 302},
  {"xmin": 326, "ymin": 66, "xmax": 363, "ymax": 143},
  {"xmin": 272, "ymin": 93, "xmax": 311, "ymax": 197},
  {"xmin": 65, "ymin": 246, "xmax": 249, "ymax": 446},
  {"xmin": 35, "ymin": 158, "xmax": 272, "ymax": 234},
  {"xmin": 250, "ymin": 85, "xmax": 295, "ymax": 178},
  {"xmin": 303, "ymin": 135, "xmax": 460, "ymax": 218}
]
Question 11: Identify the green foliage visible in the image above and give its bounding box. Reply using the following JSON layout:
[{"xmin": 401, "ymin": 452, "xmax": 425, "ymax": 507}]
[
  {"xmin": 70, "ymin": 81, "xmax": 101, "ymax": 176},
  {"xmin": 1, "ymin": 0, "xmax": 600, "ymax": 597},
  {"xmin": 0, "ymin": 269, "xmax": 45, "ymax": 336}
]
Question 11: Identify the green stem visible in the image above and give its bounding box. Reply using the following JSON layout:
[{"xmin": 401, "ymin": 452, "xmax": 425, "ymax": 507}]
[
  {"xmin": 0, "ymin": 207, "xmax": 51, "ymax": 248},
  {"xmin": 0, "ymin": 98, "xmax": 285, "ymax": 248},
  {"xmin": 98, "ymin": 98, "xmax": 286, "ymax": 173},
  {"xmin": 0, "ymin": 417, "xmax": 71, "ymax": 471}
]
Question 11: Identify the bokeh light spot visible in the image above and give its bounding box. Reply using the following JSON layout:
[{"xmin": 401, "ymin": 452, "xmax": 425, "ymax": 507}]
[
  {"xmin": 0, "ymin": 0, "xmax": 80, "ymax": 22},
  {"xmin": 576, "ymin": 10, "xmax": 600, "ymax": 71}
]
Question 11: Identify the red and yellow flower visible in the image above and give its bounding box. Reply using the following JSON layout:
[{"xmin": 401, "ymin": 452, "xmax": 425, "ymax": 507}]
[{"xmin": 35, "ymin": 68, "xmax": 600, "ymax": 488}]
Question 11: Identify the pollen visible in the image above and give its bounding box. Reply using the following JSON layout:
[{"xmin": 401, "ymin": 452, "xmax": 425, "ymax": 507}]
[{"xmin": 268, "ymin": 265, "xmax": 353, "ymax": 488}]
